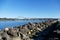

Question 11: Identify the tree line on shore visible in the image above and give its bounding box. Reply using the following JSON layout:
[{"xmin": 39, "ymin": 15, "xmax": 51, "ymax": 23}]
[{"xmin": 0, "ymin": 18, "xmax": 58, "ymax": 21}]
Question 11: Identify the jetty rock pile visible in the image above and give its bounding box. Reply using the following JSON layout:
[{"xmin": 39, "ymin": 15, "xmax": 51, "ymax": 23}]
[{"xmin": 0, "ymin": 20, "xmax": 60, "ymax": 40}]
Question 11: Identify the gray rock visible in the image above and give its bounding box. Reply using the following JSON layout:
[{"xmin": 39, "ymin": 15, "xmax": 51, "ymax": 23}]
[
  {"xmin": 7, "ymin": 29, "xmax": 18, "ymax": 37},
  {"xmin": 12, "ymin": 37, "xmax": 21, "ymax": 40},
  {"xmin": 2, "ymin": 32, "xmax": 11, "ymax": 40},
  {"xmin": 0, "ymin": 35, "xmax": 2, "ymax": 40}
]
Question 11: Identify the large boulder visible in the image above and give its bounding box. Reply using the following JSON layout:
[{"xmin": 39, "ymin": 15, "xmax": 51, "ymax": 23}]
[
  {"xmin": 12, "ymin": 37, "xmax": 21, "ymax": 40},
  {"xmin": 7, "ymin": 29, "xmax": 18, "ymax": 37},
  {"xmin": 2, "ymin": 32, "xmax": 11, "ymax": 40}
]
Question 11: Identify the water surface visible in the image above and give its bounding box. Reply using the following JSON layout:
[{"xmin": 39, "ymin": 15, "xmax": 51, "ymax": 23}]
[{"xmin": 0, "ymin": 20, "xmax": 46, "ymax": 30}]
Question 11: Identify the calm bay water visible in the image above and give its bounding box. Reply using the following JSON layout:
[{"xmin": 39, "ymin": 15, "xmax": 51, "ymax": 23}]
[{"xmin": 0, "ymin": 20, "xmax": 46, "ymax": 30}]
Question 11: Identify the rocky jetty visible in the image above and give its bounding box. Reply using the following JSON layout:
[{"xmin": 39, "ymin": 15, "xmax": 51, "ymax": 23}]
[{"xmin": 0, "ymin": 20, "xmax": 60, "ymax": 40}]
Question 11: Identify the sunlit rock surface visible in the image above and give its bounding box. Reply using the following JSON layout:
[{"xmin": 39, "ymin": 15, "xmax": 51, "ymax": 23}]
[{"xmin": 0, "ymin": 20, "xmax": 60, "ymax": 40}]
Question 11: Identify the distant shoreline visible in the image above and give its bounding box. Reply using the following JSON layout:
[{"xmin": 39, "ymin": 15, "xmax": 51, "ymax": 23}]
[{"xmin": 0, "ymin": 18, "xmax": 58, "ymax": 21}]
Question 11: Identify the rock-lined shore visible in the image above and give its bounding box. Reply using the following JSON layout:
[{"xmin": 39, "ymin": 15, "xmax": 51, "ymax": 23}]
[{"xmin": 0, "ymin": 20, "xmax": 60, "ymax": 40}]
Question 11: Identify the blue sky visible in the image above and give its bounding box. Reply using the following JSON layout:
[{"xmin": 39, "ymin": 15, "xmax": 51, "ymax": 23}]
[{"xmin": 0, "ymin": 0, "xmax": 60, "ymax": 18}]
